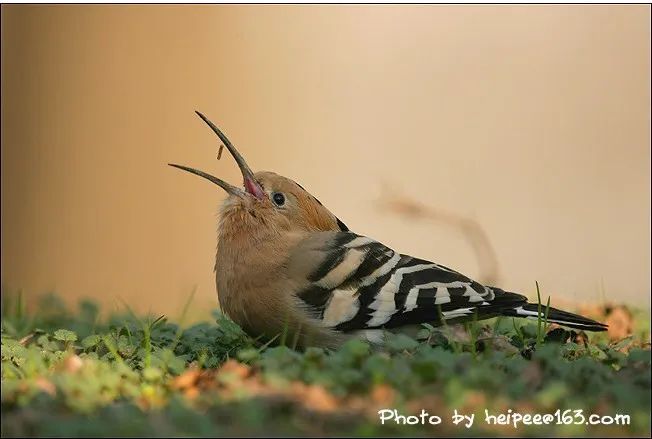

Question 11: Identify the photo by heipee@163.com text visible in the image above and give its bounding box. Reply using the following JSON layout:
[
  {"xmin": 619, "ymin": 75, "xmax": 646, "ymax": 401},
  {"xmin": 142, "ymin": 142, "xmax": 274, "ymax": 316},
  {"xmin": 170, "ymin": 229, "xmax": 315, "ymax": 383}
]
[{"xmin": 377, "ymin": 408, "xmax": 632, "ymax": 429}]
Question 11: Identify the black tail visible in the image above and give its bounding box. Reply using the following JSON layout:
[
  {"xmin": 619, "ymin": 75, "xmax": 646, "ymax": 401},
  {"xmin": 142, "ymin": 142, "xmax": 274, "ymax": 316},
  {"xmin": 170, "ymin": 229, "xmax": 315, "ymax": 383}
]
[{"xmin": 503, "ymin": 303, "xmax": 608, "ymax": 332}]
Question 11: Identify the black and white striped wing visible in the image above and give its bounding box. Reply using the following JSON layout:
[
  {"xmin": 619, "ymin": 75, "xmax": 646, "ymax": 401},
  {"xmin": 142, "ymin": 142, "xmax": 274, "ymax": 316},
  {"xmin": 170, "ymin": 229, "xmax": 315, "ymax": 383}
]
[{"xmin": 292, "ymin": 232, "xmax": 527, "ymax": 331}]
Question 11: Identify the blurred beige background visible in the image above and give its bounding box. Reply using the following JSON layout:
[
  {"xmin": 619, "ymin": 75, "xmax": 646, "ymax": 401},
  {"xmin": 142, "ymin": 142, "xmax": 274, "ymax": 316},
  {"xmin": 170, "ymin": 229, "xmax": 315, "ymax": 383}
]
[{"xmin": 1, "ymin": 5, "xmax": 650, "ymax": 317}]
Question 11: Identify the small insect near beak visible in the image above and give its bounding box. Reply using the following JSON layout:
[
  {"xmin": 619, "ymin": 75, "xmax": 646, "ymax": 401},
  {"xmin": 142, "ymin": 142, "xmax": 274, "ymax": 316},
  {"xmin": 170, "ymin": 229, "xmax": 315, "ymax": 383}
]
[{"xmin": 168, "ymin": 111, "xmax": 267, "ymax": 200}]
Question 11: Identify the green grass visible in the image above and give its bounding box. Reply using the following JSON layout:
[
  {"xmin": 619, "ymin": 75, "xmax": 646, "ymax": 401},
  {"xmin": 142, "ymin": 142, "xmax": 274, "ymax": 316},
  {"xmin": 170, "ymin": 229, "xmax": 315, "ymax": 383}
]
[{"xmin": 1, "ymin": 292, "xmax": 650, "ymax": 437}]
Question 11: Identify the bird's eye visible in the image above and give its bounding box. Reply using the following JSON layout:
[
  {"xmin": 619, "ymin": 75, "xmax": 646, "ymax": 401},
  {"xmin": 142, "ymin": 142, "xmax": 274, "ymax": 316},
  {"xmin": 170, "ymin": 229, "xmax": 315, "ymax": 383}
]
[{"xmin": 272, "ymin": 192, "xmax": 286, "ymax": 207}]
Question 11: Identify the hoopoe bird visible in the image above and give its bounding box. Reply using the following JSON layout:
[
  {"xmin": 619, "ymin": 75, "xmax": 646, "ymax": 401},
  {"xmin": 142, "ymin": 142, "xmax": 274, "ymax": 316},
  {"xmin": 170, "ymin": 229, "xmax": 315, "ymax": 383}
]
[{"xmin": 170, "ymin": 111, "xmax": 608, "ymax": 349}]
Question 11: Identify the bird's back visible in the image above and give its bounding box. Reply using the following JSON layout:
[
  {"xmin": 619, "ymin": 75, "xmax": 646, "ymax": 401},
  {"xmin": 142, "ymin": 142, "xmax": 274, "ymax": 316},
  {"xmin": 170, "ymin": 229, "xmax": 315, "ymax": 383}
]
[{"xmin": 279, "ymin": 231, "xmax": 607, "ymax": 347}]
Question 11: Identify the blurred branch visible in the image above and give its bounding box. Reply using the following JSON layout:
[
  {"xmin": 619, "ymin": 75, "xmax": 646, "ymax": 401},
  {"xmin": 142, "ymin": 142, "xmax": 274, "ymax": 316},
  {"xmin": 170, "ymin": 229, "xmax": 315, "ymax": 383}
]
[{"xmin": 376, "ymin": 182, "xmax": 500, "ymax": 286}]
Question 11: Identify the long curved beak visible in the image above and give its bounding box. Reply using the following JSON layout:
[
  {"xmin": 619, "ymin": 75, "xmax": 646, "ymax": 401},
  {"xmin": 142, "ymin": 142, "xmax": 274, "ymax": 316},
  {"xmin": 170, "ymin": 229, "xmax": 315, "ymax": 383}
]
[
  {"xmin": 168, "ymin": 163, "xmax": 243, "ymax": 197},
  {"xmin": 194, "ymin": 111, "xmax": 266, "ymax": 199},
  {"xmin": 168, "ymin": 112, "xmax": 267, "ymax": 200}
]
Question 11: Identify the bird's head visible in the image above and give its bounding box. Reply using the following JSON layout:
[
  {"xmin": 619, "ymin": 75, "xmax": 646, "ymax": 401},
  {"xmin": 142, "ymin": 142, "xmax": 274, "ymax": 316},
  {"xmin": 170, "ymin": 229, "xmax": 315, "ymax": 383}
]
[{"xmin": 170, "ymin": 112, "xmax": 348, "ymax": 241}]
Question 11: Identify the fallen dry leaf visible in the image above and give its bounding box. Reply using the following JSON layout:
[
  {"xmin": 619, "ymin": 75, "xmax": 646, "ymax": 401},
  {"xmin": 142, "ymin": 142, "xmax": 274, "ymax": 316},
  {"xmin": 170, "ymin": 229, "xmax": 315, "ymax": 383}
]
[
  {"xmin": 218, "ymin": 359, "xmax": 251, "ymax": 380},
  {"xmin": 606, "ymin": 306, "xmax": 634, "ymax": 341},
  {"xmin": 171, "ymin": 368, "xmax": 200, "ymax": 390},
  {"xmin": 370, "ymin": 384, "xmax": 395, "ymax": 406},
  {"xmin": 62, "ymin": 354, "xmax": 83, "ymax": 373},
  {"xmin": 301, "ymin": 384, "xmax": 338, "ymax": 413},
  {"xmin": 183, "ymin": 386, "xmax": 200, "ymax": 400},
  {"xmin": 34, "ymin": 377, "xmax": 56, "ymax": 396},
  {"xmin": 18, "ymin": 333, "xmax": 35, "ymax": 346}
]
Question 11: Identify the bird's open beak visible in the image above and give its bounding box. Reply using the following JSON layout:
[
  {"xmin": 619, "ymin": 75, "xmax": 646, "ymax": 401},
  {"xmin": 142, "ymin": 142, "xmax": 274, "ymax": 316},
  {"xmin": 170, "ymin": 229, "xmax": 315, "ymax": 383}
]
[{"xmin": 168, "ymin": 111, "xmax": 267, "ymax": 200}]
